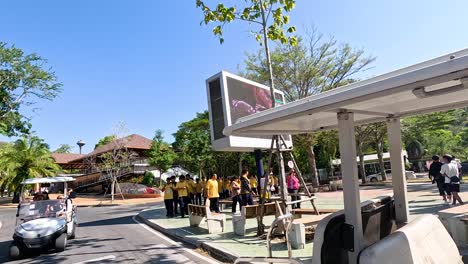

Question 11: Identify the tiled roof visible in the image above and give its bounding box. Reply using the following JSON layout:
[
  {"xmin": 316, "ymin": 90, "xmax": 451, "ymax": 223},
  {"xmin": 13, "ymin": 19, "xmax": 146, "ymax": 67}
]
[
  {"xmin": 51, "ymin": 153, "xmax": 85, "ymax": 164},
  {"xmin": 67, "ymin": 134, "xmax": 153, "ymax": 163}
]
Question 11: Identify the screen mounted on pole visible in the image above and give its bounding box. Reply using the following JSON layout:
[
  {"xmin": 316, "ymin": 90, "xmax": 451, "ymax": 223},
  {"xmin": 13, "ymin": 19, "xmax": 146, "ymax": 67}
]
[{"xmin": 206, "ymin": 71, "xmax": 293, "ymax": 152}]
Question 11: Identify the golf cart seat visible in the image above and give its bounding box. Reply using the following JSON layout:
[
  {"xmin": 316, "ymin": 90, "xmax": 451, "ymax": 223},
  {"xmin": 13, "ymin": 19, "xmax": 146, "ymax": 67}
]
[
  {"xmin": 312, "ymin": 195, "xmax": 397, "ymax": 264},
  {"xmin": 359, "ymin": 214, "xmax": 462, "ymax": 264}
]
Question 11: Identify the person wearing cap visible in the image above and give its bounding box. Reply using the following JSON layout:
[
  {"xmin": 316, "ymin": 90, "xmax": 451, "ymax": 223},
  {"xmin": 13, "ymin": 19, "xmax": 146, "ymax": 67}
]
[
  {"xmin": 441, "ymin": 154, "xmax": 463, "ymax": 206},
  {"xmin": 429, "ymin": 155, "xmax": 450, "ymax": 203}
]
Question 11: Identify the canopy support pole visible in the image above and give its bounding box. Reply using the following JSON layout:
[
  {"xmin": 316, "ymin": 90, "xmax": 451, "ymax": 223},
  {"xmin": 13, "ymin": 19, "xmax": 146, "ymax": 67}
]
[
  {"xmin": 387, "ymin": 117, "xmax": 409, "ymax": 223},
  {"xmin": 337, "ymin": 111, "xmax": 363, "ymax": 264}
]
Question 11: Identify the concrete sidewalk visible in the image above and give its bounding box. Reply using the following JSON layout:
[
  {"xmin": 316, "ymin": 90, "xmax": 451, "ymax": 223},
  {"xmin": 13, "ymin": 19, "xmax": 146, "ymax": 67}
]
[
  {"xmin": 138, "ymin": 183, "xmax": 468, "ymax": 263},
  {"xmin": 137, "ymin": 206, "xmax": 314, "ymax": 263}
]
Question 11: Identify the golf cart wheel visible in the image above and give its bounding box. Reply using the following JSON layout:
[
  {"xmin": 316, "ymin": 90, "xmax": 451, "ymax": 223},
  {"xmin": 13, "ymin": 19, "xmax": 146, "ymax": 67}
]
[
  {"xmin": 9, "ymin": 242, "xmax": 21, "ymax": 260},
  {"xmin": 370, "ymin": 177, "xmax": 378, "ymax": 182},
  {"xmin": 55, "ymin": 233, "xmax": 67, "ymax": 252},
  {"xmin": 69, "ymin": 223, "xmax": 76, "ymax": 239}
]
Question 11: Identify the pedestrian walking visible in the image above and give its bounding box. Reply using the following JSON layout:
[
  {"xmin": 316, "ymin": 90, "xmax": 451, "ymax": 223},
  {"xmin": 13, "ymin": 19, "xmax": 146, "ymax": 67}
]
[
  {"xmin": 429, "ymin": 155, "xmax": 450, "ymax": 203},
  {"xmin": 240, "ymin": 169, "xmax": 254, "ymax": 206},
  {"xmin": 176, "ymin": 175, "xmax": 190, "ymax": 217},
  {"xmin": 231, "ymin": 176, "xmax": 242, "ymax": 213},
  {"xmin": 287, "ymin": 169, "xmax": 300, "ymax": 209},
  {"xmin": 441, "ymin": 154, "xmax": 464, "ymax": 206},
  {"xmin": 207, "ymin": 173, "xmax": 220, "ymax": 213},
  {"xmin": 195, "ymin": 178, "xmax": 203, "ymax": 205},
  {"xmin": 161, "ymin": 179, "xmax": 174, "ymax": 217}
]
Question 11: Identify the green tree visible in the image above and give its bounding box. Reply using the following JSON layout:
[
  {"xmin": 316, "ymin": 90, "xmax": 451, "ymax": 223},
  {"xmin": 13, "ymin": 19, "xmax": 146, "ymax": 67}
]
[
  {"xmin": 196, "ymin": 0, "xmax": 297, "ymax": 106},
  {"xmin": 368, "ymin": 122, "xmax": 388, "ymax": 181},
  {"xmin": 94, "ymin": 135, "xmax": 117, "ymax": 149},
  {"xmin": 173, "ymin": 112, "xmax": 214, "ymax": 176},
  {"xmin": 54, "ymin": 144, "xmax": 73, "ymax": 153},
  {"xmin": 242, "ymin": 30, "xmax": 375, "ymax": 185},
  {"xmin": 142, "ymin": 171, "xmax": 155, "ymax": 187},
  {"xmin": 172, "ymin": 111, "xmax": 242, "ymax": 178},
  {"xmin": 0, "ymin": 42, "xmax": 62, "ymax": 136},
  {"xmin": 0, "ymin": 135, "xmax": 60, "ymax": 201},
  {"xmin": 148, "ymin": 130, "xmax": 176, "ymax": 174}
]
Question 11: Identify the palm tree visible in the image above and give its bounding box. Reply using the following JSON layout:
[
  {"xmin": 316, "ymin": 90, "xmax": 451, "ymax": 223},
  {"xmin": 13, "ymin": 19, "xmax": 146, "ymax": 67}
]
[{"xmin": 0, "ymin": 136, "xmax": 60, "ymax": 201}]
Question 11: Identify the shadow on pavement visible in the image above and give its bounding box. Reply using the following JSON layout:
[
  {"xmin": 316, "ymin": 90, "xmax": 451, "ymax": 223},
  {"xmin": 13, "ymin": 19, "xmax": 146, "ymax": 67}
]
[{"xmin": 79, "ymin": 215, "xmax": 136, "ymax": 227}]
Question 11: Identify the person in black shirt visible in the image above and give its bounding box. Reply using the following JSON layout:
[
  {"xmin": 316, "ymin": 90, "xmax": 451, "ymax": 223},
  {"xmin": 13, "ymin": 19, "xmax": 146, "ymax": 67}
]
[{"xmin": 429, "ymin": 155, "xmax": 451, "ymax": 203}]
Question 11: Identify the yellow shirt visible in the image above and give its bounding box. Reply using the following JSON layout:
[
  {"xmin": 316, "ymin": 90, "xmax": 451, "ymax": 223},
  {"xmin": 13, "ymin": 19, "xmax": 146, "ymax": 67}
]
[
  {"xmin": 224, "ymin": 180, "xmax": 230, "ymax": 190},
  {"xmin": 250, "ymin": 177, "xmax": 258, "ymax": 188},
  {"xmin": 217, "ymin": 179, "xmax": 223, "ymax": 192},
  {"xmin": 195, "ymin": 182, "xmax": 203, "ymax": 193},
  {"xmin": 162, "ymin": 184, "xmax": 173, "ymax": 200},
  {"xmin": 274, "ymin": 176, "xmax": 279, "ymax": 186},
  {"xmin": 176, "ymin": 181, "xmax": 188, "ymax": 197},
  {"xmin": 207, "ymin": 179, "xmax": 219, "ymax": 198},
  {"xmin": 187, "ymin": 179, "xmax": 195, "ymax": 194}
]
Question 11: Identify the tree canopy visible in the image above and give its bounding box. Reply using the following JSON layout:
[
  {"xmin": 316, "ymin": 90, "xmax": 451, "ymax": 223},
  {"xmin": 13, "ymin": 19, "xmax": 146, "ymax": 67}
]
[
  {"xmin": 0, "ymin": 135, "xmax": 60, "ymax": 195},
  {"xmin": 54, "ymin": 144, "xmax": 73, "ymax": 153},
  {"xmin": 0, "ymin": 42, "xmax": 62, "ymax": 136},
  {"xmin": 148, "ymin": 130, "xmax": 176, "ymax": 173},
  {"xmin": 94, "ymin": 135, "xmax": 117, "ymax": 149}
]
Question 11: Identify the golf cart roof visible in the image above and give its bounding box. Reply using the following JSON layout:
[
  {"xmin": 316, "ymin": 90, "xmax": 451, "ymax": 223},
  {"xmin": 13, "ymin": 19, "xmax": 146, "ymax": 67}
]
[
  {"xmin": 21, "ymin": 176, "xmax": 76, "ymax": 185},
  {"xmin": 224, "ymin": 48, "xmax": 468, "ymax": 136}
]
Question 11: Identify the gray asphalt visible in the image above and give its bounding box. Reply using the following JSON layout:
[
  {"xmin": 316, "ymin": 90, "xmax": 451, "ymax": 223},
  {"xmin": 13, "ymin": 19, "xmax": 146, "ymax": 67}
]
[{"xmin": 0, "ymin": 202, "xmax": 219, "ymax": 264}]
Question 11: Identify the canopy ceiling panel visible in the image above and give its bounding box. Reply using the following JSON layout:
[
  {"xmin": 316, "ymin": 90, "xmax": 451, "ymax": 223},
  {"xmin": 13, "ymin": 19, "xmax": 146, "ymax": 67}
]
[{"xmin": 224, "ymin": 49, "xmax": 468, "ymax": 137}]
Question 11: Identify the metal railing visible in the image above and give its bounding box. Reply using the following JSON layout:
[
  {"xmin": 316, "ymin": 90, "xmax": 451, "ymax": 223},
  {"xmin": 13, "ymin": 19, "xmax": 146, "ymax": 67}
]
[{"xmin": 70, "ymin": 164, "xmax": 158, "ymax": 190}]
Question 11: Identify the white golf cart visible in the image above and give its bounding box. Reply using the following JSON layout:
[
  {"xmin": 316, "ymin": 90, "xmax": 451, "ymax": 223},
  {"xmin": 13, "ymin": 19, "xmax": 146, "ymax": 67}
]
[{"xmin": 9, "ymin": 176, "xmax": 77, "ymax": 260}]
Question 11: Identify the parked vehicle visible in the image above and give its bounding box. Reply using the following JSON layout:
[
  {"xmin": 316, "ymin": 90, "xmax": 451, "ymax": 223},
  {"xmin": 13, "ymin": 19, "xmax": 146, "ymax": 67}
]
[
  {"xmin": 9, "ymin": 177, "xmax": 77, "ymax": 260},
  {"xmin": 366, "ymin": 169, "xmax": 416, "ymax": 182}
]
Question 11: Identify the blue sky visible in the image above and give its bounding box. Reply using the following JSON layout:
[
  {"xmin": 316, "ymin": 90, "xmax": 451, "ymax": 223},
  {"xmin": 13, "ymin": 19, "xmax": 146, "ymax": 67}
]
[{"xmin": 1, "ymin": 0, "xmax": 467, "ymax": 154}]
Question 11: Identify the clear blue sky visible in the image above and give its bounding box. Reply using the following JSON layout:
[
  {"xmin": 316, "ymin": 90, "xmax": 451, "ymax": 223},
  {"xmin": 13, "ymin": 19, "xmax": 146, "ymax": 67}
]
[{"xmin": 1, "ymin": 0, "xmax": 467, "ymax": 154}]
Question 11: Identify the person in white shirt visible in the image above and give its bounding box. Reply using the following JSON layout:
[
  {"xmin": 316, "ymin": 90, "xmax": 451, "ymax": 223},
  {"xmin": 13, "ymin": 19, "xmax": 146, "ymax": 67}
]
[{"xmin": 441, "ymin": 154, "xmax": 463, "ymax": 206}]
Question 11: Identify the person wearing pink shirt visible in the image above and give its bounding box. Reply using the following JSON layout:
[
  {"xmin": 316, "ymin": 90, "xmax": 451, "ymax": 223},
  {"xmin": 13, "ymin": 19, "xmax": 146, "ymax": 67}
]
[{"xmin": 286, "ymin": 169, "xmax": 300, "ymax": 209}]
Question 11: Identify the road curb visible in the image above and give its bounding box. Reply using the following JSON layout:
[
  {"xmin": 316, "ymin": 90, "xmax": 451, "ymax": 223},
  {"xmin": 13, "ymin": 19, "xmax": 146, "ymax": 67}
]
[{"xmin": 136, "ymin": 212, "xmax": 238, "ymax": 263}]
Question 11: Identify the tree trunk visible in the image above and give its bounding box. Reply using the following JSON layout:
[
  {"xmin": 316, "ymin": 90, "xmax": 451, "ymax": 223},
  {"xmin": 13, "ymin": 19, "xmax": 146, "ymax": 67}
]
[
  {"xmin": 111, "ymin": 177, "xmax": 115, "ymax": 203},
  {"xmin": 377, "ymin": 140, "xmax": 387, "ymax": 181},
  {"xmin": 259, "ymin": 0, "xmax": 276, "ymax": 107},
  {"xmin": 306, "ymin": 145, "xmax": 319, "ymax": 187},
  {"xmin": 358, "ymin": 144, "xmax": 366, "ymax": 184}
]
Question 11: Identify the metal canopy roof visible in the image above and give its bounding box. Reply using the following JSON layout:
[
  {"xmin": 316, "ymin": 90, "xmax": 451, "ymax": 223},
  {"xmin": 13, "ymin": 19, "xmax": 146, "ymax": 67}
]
[
  {"xmin": 21, "ymin": 176, "xmax": 76, "ymax": 184},
  {"xmin": 224, "ymin": 49, "xmax": 468, "ymax": 137}
]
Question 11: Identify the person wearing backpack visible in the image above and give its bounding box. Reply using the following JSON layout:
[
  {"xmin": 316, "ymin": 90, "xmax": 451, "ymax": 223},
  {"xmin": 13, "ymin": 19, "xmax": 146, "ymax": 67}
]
[{"xmin": 441, "ymin": 154, "xmax": 463, "ymax": 206}]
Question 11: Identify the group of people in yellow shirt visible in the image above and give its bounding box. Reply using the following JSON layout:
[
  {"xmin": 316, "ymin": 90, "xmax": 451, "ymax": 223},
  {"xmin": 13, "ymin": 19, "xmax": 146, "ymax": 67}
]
[
  {"xmin": 161, "ymin": 171, "xmax": 281, "ymax": 217},
  {"xmin": 161, "ymin": 174, "xmax": 204, "ymax": 218}
]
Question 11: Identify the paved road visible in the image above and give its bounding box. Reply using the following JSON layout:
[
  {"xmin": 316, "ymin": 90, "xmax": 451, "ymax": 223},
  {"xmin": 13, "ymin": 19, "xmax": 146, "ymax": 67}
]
[{"xmin": 0, "ymin": 202, "xmax": 219, "ymax": 264}]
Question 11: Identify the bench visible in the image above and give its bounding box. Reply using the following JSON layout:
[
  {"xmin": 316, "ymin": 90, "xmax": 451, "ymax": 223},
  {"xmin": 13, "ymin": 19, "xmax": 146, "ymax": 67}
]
[
  {"xmin": 188, "ymin": 203, "xmax": 226, "ymax": 234},
  {"xmin": 291, "ymin": 208, "xmax": 338, "ymax": 219},
  {"xmin": 292, "ymin": 214, "xmax": 331, "ymax": 226},
  {"xmin": 218, "ymin": 199, "xmax": 232, "ymax": 211},
  {"xmin": 232, "ymin": 202, "xmax": 277, "ymax": 236}
]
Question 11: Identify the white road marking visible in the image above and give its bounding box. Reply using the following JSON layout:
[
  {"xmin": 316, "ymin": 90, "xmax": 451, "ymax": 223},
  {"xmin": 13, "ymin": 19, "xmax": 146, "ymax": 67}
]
[
  {"xmin": 132, "ymin": 216, "xmax": 219, "ymax": 264},
  {"xmin": 73, "ymin": 255, "xmax": 116, "ymax": 264}
]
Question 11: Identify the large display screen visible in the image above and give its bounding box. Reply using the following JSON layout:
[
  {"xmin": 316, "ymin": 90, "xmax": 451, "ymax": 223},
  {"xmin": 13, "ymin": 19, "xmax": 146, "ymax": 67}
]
[{"xmin": 226, "ymin": 76, "xmax": 284, "ymax": 124}]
